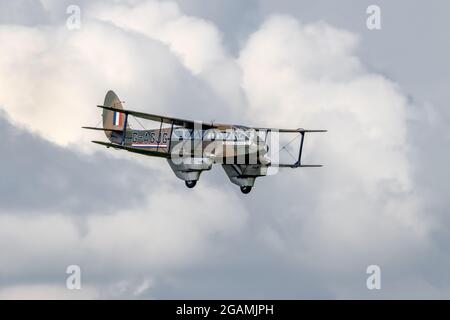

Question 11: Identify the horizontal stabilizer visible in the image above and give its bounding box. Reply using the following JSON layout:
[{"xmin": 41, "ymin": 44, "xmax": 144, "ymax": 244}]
[
  {"xmin": 92, "ymin": 141, "xmax": 170, "ymax": 158},
  {"xmin": 82, "ymin": 126, "xmax": 123, "ymax": 134}
]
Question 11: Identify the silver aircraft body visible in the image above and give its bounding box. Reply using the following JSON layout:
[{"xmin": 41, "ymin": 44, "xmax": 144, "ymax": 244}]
[{"xmin": 83, "ymin": 91, "xmax": 326, "ymax": 193}]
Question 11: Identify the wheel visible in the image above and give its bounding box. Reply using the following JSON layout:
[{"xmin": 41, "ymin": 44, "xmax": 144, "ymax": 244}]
[
  {"xmin": 240, "ymin": 186, "xmax": 252, "ymax": 194},
  {"xmin": 185, "ymin": 180, "xmax": 197, "ymax": 188}
]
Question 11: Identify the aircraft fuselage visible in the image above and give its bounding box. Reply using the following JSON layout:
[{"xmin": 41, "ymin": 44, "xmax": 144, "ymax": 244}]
[{"xmin": 110, "ymin": 127, "xmax": 270, "ymax": 165}]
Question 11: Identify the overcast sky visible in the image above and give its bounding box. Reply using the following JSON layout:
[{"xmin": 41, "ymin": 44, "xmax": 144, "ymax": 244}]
[{"xmin": 0, "ymin": 0, "xmax": 449, "ymax": 299}]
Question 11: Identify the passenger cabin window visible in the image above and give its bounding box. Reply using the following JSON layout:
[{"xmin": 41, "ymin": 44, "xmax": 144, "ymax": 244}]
[
  {"xmin": 215, "ymin": 131, "xmax": 224, "ymax": 140},
  {"xmin": 226, "ymin": 131, "xmax": 236, "ymax": 141},
  {"xmin": 172, "ymin": 128, "xmax": 191, "ymax": 140},
  {"xmin": 203, "ymin": 130, "xmax": 216, "ymax": 141},
  {"xmin": 172, "ymin": 128, "xmax": 208, "ymax": 140},
  {"xmin": 172, "ymin": 128, "xmax": 253, "ymax": 141},
  {"xmin": 204, "ymin": 130, "xmax": 224, "ymax": 141},
  {"xmin": 193, "ymin": 129, "xmax": 202, "ymax": 140},
  {"xmin": 235, "ymin": 130, "xmax": 249, "ymax": 141}
]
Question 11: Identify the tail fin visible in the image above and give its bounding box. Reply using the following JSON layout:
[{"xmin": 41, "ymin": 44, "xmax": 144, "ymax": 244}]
[{"xmin": 102, "ymin": 90, "xmax": 128, "ymax": 142}]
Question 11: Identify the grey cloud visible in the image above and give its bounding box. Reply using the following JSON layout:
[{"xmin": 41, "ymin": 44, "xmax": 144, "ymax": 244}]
[
  {"xmin": 177, "ymin": 0, "xmax": 450, "ymax": 117},
  {"xmin": 0, "ymin": 0, "xmax": 49, "ymax": 26},
  {"xmin": 0, "ymin": 110, "xmax": 162, "ymax": 214},
  {"xmin": 174, "ymin": 0, "xmax": 260, "ymax": 52}
]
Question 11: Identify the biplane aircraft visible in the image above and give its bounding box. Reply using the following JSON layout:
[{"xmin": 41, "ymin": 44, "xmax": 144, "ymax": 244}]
[{"xmin": 83, "ymin": 91, "xmax": 326, "ymax": 194}]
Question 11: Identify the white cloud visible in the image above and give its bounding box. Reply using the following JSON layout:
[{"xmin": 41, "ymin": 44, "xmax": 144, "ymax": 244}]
[
  {"xmin": 237, "ymin": 15, "xmax": 432, "ymax": 286},
  {"xmin": 0, "ymin": 1, "xmax": 247, "ymax": 148},
  {"xmin": 0, "ymin": 185, "xmax": 247, "ymax": 279},
  {"xmin": 91, "ymin": 0, "xmax": 225, "ymax": 74},
  {"xmin": 90, "ymin": 0, "xmax": 247, "ymax": 119}
]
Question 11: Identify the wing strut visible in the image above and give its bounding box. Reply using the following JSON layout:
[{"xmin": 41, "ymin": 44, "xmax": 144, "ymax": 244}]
[
  {"xmin": 294, "ymin": 131, "xmax": 322, "ymax": 168},
  {"xmin": 168, "ymin": 122, "xmax": 174, "ymax": 152},
  {"xmin": 156, "ymin": 119, "xmax": 163, "ymax": 152},
  {"xmin": 270, "ymin": 129, "xmax": 327, "ymax": 168},
  {"xmin": 121, "ymin": 113, "xmax": 128, "ymax": 145}
]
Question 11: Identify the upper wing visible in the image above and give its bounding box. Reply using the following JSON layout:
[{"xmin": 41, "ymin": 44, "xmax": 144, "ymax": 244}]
[
  {"xmin": 97, "ymin": 105, "xmax": 327, "ymax": 133},
  {"xmin": 252, "ymin": 128, "xmax": 327, "ymax": 168},
  {"xmin": 97, "ymin": 105, "xmax": 216, "ymax": 129}
]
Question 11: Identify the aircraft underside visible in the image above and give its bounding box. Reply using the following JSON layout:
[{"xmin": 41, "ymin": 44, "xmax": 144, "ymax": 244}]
[{"xmin": 167, "ymin": 157, "xmax": 268, "ymax": 194}]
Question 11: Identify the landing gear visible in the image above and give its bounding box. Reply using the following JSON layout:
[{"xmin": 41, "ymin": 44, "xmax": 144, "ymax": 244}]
[
  {"xmin": 185, "ymin": 180, "xmax": 197, "ymax": 188},
  {"xmin": 240, "ymin": 186, "xmax": 252, "ymax": 194}
]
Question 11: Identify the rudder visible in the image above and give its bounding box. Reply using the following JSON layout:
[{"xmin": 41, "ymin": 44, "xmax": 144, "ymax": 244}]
[{"xmin": 102, "ymin": 90, "xmax": 128, "ymax": 142}]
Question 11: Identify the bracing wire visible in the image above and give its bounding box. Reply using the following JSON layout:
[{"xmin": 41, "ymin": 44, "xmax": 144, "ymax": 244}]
[{"xmin": 279, "ymin": 134, "xmax": 300, "ymax": 161}]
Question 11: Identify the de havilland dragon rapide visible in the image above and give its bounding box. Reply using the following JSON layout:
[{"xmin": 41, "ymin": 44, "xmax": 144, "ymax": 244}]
[{"xmin": 83, "ymin": 91, "xmax": 325, "ymax": 194}]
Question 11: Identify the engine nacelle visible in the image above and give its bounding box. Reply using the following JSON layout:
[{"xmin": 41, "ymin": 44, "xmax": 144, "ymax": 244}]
[
  {"xmin": 167, "ymin": 157, "xmax": 213, "ymax": 183},
  {"xmin": 222, "ymin": 164, "xmax": 268, "ymax": 188}
]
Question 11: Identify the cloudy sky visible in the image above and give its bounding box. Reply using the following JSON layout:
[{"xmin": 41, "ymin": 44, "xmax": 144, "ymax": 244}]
[{"xmin": 0, "ymin": 0, "xmax": 449, "ymax": 299}]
